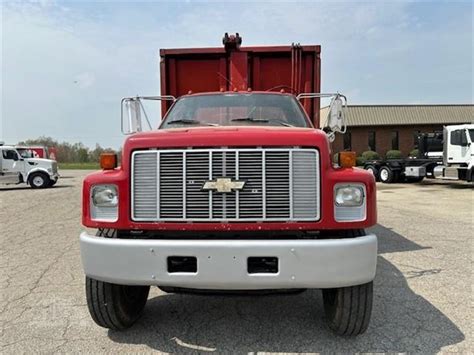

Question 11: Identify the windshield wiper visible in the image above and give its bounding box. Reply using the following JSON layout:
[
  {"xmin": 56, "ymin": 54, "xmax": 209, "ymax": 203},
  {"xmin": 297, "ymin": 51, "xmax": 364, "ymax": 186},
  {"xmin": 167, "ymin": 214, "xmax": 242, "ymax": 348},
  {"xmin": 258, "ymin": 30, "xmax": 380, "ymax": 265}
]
[
  {"xmin": 231, "ymin": 117, "xmax": 269, "ymax": 123},
  {"xmin": 275, "ymin": 121, "xmax": 294, "ymax": 127},
  {"xmin": 231, "ymin": 117, "xmax": 294, "ymax": 127},
  {"xmin": 167, "ymin": 119, "xmax": 218, "ymax": 126}
]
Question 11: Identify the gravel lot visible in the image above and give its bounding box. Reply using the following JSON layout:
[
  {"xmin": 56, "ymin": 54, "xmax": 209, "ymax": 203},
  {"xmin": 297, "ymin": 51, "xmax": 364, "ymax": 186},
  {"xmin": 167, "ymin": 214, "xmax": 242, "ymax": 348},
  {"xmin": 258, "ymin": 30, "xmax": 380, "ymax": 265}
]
[{"xmin": 1, "ymin": 170, "xmax": 472, "ymax": 353}]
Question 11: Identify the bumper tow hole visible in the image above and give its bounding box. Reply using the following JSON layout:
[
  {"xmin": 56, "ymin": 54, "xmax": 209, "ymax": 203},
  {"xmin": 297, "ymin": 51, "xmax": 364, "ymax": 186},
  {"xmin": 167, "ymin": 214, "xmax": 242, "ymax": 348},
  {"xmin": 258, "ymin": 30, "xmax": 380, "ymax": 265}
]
[
  {"xmin": 167, "ymin": 256, "xmax": 197, "ymax": 273},
  {"xmin": 248, "ymin": 257, "xmax": 278, "ymax": 274}
]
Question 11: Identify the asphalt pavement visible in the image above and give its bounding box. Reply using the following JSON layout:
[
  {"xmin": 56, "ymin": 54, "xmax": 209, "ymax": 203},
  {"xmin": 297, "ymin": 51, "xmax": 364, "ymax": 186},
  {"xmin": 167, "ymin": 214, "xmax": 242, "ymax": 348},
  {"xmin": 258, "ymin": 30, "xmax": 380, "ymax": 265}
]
[{"xmin": 1, "ymin": 170, "xmax": 472, "ymax": 353}]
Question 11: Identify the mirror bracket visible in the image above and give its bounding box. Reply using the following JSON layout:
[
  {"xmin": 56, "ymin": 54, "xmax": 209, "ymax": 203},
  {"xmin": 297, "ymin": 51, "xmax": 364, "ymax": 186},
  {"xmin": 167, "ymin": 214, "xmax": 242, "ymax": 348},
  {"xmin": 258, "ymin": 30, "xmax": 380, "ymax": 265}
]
[
  {"xmin": 296, "ymin": 92, "xmax": 347, "ymax": 139},
  {"xmin": 121, "ymin": 95, "xmax": 176, "ymax": 135}
]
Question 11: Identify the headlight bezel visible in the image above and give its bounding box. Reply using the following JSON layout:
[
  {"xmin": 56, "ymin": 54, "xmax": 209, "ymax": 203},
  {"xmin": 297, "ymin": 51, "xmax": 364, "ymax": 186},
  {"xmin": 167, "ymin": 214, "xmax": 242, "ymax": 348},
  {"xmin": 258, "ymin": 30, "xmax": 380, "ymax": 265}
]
[
  {"xmin": 90, "ymin": 184, "xmax": 119, "ymax": 221},
  {"xmin": 334, "ymin": 185, "xmax": 365, "ymax": 207},
  {"xmin": 334, "ymin": 183, "xmax": 367, "ymax": 222},
  {"xmin": 91, "ymin": 184, "xmax": 119, "ymax": 207}
]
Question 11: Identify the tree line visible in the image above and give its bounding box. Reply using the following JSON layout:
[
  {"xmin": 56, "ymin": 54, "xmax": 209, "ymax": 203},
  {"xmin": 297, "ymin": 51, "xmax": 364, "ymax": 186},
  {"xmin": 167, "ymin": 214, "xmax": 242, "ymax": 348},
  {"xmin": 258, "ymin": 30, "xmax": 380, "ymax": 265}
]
[{"xmin": 17, "ymin": 136, "xmax": 119, "ymax": 163}]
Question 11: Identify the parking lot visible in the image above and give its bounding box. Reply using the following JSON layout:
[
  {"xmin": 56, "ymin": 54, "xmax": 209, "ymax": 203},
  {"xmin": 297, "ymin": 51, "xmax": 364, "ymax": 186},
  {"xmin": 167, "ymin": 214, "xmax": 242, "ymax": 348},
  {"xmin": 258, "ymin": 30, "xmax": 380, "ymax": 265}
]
[{"xmin": 1, "ymin": 170, "xmax": 472, "ymax": 353}]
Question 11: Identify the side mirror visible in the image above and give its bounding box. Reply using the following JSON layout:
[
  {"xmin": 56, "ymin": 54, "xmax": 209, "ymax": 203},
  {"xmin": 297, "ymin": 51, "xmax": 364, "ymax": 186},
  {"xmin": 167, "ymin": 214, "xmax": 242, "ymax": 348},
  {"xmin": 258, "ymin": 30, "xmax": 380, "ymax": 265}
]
[
  {"xmin": 122, "ymin": 98, "xmax": 143, "ymax": 134},
  {"xmin": 121, "ymin": 96, "xmax": 176, "ymax": 135},
  {"xmin": 327, "ymin": 96, "xmax": 345, "ymax": 132}
]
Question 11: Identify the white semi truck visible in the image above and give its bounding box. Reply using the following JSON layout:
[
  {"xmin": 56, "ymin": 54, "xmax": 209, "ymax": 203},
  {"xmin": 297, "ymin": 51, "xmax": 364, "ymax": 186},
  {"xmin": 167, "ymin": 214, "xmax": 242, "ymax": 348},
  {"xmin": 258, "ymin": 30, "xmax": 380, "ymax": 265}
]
[
  {"xmin": 364, "ymin": 124, "xmax": 474, "ymax": 183},
  {"xmin": 434, "ymin": 124, "xmax": 474, "ymax": 181},
  {"xmin": 0, "ymin": 144, "xmax": 59, "ymax": 188}
]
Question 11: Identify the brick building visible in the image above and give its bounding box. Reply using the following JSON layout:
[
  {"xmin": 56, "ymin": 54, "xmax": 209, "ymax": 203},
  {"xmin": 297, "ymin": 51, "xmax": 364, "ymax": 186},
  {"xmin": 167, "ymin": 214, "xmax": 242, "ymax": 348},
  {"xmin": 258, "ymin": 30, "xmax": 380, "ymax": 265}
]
[{"xmin": 320, "ymin": 104, "xmax": 473, "ymax": 157}]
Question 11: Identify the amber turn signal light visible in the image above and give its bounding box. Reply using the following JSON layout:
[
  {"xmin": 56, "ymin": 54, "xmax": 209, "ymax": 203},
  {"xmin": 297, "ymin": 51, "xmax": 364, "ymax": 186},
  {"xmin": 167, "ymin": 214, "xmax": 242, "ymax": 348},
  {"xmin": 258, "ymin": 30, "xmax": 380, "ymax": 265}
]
[
  {"xmin": 338, "ymin": 151, "xmax": 356, "ymax": 168},
  {"xmin": 100, "ymin": 153, "xmax": 118, "ymax": 170}
]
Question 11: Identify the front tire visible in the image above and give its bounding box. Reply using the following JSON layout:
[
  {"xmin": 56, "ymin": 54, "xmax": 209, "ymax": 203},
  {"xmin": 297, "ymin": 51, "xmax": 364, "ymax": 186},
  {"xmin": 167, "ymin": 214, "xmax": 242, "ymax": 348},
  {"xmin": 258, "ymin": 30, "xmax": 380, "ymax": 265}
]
[
  {"xmin": 365, "ymin": 165, "xmax": 379, "ymax": 181},
  {"xmin": 322, "ymin": 229, "xmax": 373, "ymax": 336},
  {"xmin": 322, "ymin": 281, "xmax": 373, "ymax": 336},
  {"xmin": 85, "ymin": 277, "xmax": 150, "ymax": 330},
  {"xmin": 28, "ymin": 172, "xmax": 50, "ymax": 188},
  {"xmin": 379, "ymin": 166, "xmax": 394, "ymax": 183},
  {"xmin": 85, "ymin": 228, "xmax": 150, "ymax": 330}
]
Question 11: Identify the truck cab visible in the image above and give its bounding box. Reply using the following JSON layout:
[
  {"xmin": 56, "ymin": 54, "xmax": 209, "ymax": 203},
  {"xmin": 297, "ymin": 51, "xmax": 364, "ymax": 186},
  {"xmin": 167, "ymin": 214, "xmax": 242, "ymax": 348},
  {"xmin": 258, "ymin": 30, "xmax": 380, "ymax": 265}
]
[
  {"xmin": 445, "ymin": 124, "xmax": 474, "ymax": 165},
  {"xmin": 79, "ymin": 35, "xmax": 378, "ymax": 336},
  {"xmin": 0, "ymin": 145, "xmax": 59, "ymax": 188},
  {"xmin": 439, "ymin": 124, "xmax": 474, "ymax": 181}
]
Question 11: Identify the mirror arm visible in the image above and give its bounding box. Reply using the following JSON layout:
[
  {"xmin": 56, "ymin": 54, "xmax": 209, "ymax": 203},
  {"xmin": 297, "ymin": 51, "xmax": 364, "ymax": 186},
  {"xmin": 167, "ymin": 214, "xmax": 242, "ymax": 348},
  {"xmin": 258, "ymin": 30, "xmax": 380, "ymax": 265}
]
[
  {"xmin": 121, "ymin": 96, "xmax": 176, "ymax": 135},
  {"xmin": 138, "ymin": 95, "xmax": 176, "ymax": 101},
  {"xmin": 138, "ymin": 99, "xmax": 153, "ymax": 130},
  {"xmin": 296, "ymin": 92, "xmax": 344, "ymax": 101}
]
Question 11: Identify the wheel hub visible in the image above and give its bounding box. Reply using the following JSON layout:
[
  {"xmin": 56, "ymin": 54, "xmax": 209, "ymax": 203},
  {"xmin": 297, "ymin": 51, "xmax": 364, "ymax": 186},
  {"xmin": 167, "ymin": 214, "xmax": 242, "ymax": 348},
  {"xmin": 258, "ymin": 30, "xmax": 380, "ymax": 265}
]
[{"xmin": 33, "ymin": 176, "xmax": 44, "ymax": 186}]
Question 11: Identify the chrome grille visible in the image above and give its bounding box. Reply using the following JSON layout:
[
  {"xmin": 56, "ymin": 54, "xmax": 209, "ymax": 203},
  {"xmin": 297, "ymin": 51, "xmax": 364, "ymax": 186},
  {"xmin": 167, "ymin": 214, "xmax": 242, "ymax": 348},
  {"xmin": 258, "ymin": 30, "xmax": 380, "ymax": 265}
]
[
  {"xmin": 132, "ymin": 148, "xmax": 319, "ymax": 222},
  {"xmin": 52, "ymin": 161, "xmax": 58, "ymax": 174}
]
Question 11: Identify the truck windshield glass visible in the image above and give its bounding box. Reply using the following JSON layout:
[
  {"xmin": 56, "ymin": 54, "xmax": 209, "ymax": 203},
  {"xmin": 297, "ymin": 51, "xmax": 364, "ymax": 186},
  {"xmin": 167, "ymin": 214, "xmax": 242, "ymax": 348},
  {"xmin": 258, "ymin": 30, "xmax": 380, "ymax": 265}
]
[
  {"xmin": 469, "ymin": 129, "xmax": 474, "ymax": 142},
  {"xmin": 16, "ymin": 149, "xmax": 34, "ymax": 158},
  {"xmin": 161, "ymin": 94, "xmax": 310, "ymax": 129}
]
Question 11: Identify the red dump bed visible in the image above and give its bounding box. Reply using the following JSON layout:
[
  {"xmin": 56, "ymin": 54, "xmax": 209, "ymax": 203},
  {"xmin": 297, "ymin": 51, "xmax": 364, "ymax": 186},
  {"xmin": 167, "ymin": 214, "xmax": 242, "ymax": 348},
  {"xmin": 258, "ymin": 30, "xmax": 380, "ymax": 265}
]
[{"xmin": 160, "ymin": 36, "xmax": 321, "ymax": 126}]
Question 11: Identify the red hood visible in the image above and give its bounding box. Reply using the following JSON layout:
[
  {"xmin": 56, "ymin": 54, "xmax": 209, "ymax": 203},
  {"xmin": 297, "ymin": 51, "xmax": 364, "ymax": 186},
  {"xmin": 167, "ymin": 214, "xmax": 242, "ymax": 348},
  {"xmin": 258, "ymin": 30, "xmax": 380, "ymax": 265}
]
[
  {"xmin": 124, "ymin": 126, "xmax": 327, "ymax": 148},
  {"xmin": 122, "ymin": 126, "xmax": 332, "ymax": 171}
]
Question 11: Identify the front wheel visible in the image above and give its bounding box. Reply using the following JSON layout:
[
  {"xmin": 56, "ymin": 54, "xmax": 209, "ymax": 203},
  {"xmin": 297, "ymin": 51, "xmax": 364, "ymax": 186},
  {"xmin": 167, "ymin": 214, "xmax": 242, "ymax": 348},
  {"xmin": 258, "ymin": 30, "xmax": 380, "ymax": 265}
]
[
  {"xmin": 365, "ymin": 165, "xmax": 379, "ymax": 182},
  {"xmin": 86, "ymin": 277, "xmax": 150, "ymax": 330},
  {"xmin": 379, "ymin": 166, "xmax": 395, "ymax": 183},
  {"xmin": 28, "ymin": 172, "xmax": 50, "ymax": 188},
  {"xmin": 322, "ymin": 281, "xmax": 373, "ymax": 336}
]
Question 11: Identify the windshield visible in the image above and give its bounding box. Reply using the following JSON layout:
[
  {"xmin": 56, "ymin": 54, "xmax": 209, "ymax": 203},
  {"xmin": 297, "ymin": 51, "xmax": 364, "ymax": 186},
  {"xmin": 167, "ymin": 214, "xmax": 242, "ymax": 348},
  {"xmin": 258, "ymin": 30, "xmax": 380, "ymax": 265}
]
[
  {"xmin": 16, "ymin": 148, "xmax": 34, "ymax": 158},
  {"xmin": 160, "ymin": 93, "xmax": 310, "ymax": 129},
  {"xmin": 469, "ymin": 129, "xmax": 474, "ymax": 142}
]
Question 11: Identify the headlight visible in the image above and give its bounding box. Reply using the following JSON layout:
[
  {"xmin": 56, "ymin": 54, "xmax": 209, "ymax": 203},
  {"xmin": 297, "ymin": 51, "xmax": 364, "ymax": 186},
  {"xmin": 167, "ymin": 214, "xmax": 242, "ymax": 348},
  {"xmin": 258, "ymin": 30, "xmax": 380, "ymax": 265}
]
[
  {"xmin": 92, "ymin": 185, "xmax": 118, "ymax": 207},
  {"xmin": 90, "ymin": 184, "xmax": 118, "ymax": 222},
  {"xmin": 334, "ymin": 184, "xmax": 366, "ymax": 222},
  {"xmin": 335, "ymin": 185, "xmax": 364, "ymax": 207}
]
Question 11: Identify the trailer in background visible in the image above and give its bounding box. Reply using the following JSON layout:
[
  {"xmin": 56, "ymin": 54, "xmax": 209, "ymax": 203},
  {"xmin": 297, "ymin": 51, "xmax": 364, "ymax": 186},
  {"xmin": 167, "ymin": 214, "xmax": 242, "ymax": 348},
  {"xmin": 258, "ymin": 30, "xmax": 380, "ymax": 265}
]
[{"xmin": 364, "ymin": 124, "xmax": 473, "ymax": 183}]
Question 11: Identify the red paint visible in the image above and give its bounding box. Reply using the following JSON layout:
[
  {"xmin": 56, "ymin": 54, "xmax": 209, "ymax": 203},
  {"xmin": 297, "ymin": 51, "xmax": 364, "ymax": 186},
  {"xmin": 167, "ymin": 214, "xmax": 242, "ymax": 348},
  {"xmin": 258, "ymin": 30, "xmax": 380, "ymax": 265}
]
[
  {"xmin": 83, "ymin": 37, "xmax": 376, "ymax": 235},
  {"xmin": 229, "ymin": 51, "xmax": 248, "ymax": 91},
  {"xmin": 16, "ymin": 145, "xmax": 56, "ymax": 160},
  {"xmin": 48, "ymin": 147, "xmax": 58, "ymax": 161},
  {"xmin": 82, "ymin": 127, "xmax": 376, "ymax": 231},
  {"xmin": 160, "ymin": 44, "xmax": 321, "ymax": 126}
]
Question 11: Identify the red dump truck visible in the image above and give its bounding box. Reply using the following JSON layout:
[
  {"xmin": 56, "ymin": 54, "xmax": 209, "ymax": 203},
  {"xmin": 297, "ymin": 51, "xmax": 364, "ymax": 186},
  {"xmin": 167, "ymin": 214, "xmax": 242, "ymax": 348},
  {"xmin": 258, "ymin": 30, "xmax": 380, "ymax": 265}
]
[{"xmin": 80, "ymin": 34, "xmax": 377, "ymax": 336}]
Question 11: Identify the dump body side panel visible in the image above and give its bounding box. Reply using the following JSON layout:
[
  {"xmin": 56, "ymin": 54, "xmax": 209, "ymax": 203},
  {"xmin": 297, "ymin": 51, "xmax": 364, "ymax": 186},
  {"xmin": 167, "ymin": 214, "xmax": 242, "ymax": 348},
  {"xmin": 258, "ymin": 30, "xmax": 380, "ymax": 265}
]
[{"xmin": 160, "ymin": 45, "xmax": 321, "ymax": 126}]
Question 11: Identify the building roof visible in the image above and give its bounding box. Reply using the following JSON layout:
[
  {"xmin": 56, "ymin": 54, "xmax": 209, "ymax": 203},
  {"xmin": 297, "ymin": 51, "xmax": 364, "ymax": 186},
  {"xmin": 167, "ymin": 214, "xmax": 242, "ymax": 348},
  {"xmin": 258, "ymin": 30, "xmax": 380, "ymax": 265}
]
[{"xmin": 319, "ymin": 104, "xmax": 473, "ymax": 128}]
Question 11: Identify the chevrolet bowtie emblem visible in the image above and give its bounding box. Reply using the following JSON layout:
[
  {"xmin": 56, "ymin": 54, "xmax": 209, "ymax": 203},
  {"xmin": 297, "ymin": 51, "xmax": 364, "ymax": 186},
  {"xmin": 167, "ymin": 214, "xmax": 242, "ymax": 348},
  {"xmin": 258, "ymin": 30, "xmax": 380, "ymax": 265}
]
[{"xmin": 202, "ymin": 178, "xmax": 246, "ymax": 193}]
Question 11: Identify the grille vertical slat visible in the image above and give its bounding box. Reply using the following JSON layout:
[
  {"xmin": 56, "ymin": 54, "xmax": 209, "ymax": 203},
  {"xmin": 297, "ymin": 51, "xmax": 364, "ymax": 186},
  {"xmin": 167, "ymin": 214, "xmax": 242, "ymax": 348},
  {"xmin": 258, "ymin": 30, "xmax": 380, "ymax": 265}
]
[
  {"xmin": 292, "ymin": 150, "xmax": 319, "ymax": 219},
  {"xmin": 159, "ymin": 152, "xmax": 184, "ymax": 219},
  {"xmin": 238, "ymin": 151, "xmax": 263, "ymax": 219},
  {"xmin": 132, "ymin": 152, "xmax": 158, "ymax": 219},
  {"xmin": 265, "ymin": 151, "xmax": 290, "ymax": 218},
  {"xmin": 186, "ymin": 152, "xmax": 210, "ymax": 219},
  {"xmin": 132, "ymin": 148, "xmax": 319, "ymax": 222}
]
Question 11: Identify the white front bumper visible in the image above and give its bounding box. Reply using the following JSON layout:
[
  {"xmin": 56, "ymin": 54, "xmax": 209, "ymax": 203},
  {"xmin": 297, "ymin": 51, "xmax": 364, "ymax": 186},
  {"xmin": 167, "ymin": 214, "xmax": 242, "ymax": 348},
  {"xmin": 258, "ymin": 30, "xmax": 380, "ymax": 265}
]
[
  {"xmin": 50, "ymin": 172, "xmax": 59, "ymax": 180},
  {"xmin": 80, "ymin": 232, "xmax": 377, "ymax": 289}
]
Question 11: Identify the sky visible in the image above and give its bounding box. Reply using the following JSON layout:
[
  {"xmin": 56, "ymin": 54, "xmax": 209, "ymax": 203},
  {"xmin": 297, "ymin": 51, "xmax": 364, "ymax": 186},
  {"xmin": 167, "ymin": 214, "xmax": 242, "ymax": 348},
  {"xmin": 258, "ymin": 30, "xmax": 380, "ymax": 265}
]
[{"xmin": 1, "ymin": 0, "xmax": 472, "ymax": 149}]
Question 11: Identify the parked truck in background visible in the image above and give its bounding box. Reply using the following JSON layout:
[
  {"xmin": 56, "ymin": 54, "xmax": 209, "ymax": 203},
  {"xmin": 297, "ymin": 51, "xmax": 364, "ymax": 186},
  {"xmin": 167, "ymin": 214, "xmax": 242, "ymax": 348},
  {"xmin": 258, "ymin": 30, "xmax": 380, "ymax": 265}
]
[
  {"xmin": 0, "ymin": 144, "xmax": 59, "ymax": 188},
  {"xmin": 364, "ymin": 124, "xmax": 474, "ymax": 183},
  {"xmin": 15, "ymin": 145, "xmax": 58, "ymax": 161},
  {"xmin": 79, "ymin": 34, "xmax": 378, "ymax": 336},
  {"xmin": 434, "ymin": 124, "xmax": 474, "ymax": 181}
]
